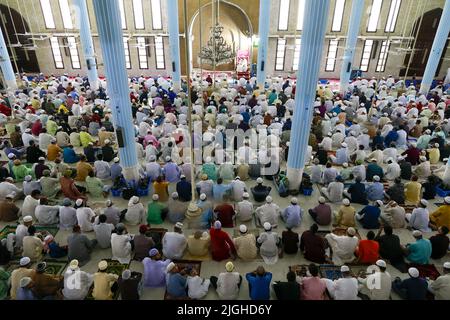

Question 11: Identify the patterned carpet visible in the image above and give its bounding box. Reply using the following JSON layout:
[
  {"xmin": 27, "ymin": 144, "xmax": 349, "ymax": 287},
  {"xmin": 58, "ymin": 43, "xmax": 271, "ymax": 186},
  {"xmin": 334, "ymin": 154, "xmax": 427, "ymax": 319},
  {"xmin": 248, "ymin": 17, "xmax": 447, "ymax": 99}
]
[
  {"xmin": 43, "ymin": 259, "xmax": 68, "ymax": 275},
  {"xmin": 289, "ymin": 264, "xmax": 312, "ymax": 277},
  {"xmin": 407, "ymin": 263, "xmax": 441, "ymax": 281},
  {"xmin": 0, "ymin": 224, "xmax": 59, "ymax": 240},
  {"xmin": 319, "ymin": 264, "xmax": 370, "ymax": 280},
  {"xmin": 85, "ymin": 259, "xmax": 130, "ymax": 300},
  {"xmin": 164, "ymin": 259, "xmax": 202, "ymax": 300}
]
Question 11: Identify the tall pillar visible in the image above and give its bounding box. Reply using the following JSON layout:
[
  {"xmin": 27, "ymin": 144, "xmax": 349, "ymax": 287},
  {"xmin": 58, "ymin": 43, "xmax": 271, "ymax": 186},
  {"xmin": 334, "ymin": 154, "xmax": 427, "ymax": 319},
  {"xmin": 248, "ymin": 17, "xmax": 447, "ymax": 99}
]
[
  {"xmin": 339, "ymin": 0, "xmax": 364, "ymax": 94},
  {"xmin": 0, "ymin": 27, "xmax": 17, "ymax": 91},
  {"xmin": 74, "ymin": 0, "xmax": 99, "ymax": 90},
  {"xmin": 256, "ymin": 0, "xmax": 270, "ymax": 88},
  {"xmin": 420, "ymin": 0, "xmax": 450, "ymax": 94},
  {"xmin": 287, "ymin": 0, "xmax": 331, "ymax": 189},
  {"xmin": 167, "ymin": 0, "xmax": 181, "ymax": 91},
  {"xmin": 92, "ymin": 0, "xmax": 139, "ymax": 181}
]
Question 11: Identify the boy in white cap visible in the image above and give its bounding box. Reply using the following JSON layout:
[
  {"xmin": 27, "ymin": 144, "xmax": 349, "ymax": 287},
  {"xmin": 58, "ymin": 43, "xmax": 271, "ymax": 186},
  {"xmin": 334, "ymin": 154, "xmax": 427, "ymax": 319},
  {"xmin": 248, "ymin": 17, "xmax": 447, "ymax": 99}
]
[
  {"xmin": 392, "ymin": 267, "xmax": 428, "ymax": 300},
  {"xmin": 233, "ymin": 225, "xmax": 257, "ymax": 260},
  {"xmin": 428, "ymin": 262, "xmax": 450, "ymax": 300}
]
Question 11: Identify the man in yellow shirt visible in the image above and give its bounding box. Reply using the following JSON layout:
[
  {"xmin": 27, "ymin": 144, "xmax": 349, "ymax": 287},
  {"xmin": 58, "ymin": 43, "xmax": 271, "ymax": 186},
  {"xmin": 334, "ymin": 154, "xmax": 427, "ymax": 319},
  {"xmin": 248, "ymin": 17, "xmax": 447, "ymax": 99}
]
[
  {"xmin": 430, "ymin": 197, "xmax": 450, "ymax": 230},
  {"xmin": 335, "ymin": 198, "xmax": 356, "ymax": 228},
  {"xmin": 80, "ymin": 126, "xmax": 95, "ymax": 148},
  {"xmin": 47, "ymin": 139, "xmax": 62, "ymax": 161},
  {"xmin": 92, "ymin": 260, "xmax": 119, "ymax": 300},
  {"xmin": 75, "ymin": 155, "xmax": 94, "ymax": 182},
  {"xmin": 427, "ymin": 143, "xmax": 441, "ymax": 164},
  {"xmin": 404, "ymin": 176, "xmax": 421, "ymax": 205}
]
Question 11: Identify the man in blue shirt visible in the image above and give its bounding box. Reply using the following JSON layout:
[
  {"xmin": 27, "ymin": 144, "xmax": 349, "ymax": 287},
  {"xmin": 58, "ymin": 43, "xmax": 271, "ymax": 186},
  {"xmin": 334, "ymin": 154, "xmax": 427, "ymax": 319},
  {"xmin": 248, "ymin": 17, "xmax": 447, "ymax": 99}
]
[
  {"xmin": 16, "ymin": 277, "xmax": 36, "ymax": 300},
  {"xmin": 366, "ymin": 175, "xmax": 384, "ymax": 201},
  {"xmin": 212, "ymin": 178, "xmax": 231, "ymax": 203},
  {"xmin": 176, "ymin": 175, "xmax": 192, "ymax": 202},
  {"xmin": 281, "ymin": 197, "xmax": 303, "ymax": 229},
  {"xmin": 246, "ymin": 266, "xmax": 272, "ymax": 300},
  {"xmin": 357, "ymin": 200, "xmax": 382, "ymax": 229},
  {"xmin": 392, "ymin": 267, "xmax": 428, "ymax": 300},
  {"xmin": 63, "ymin": 145, "xmax": 80, "ymax": 164},
  {"xmin": 405, "ymin": 230, "xmax": 432, "ymax": 264},
  {"xmin": 166, "ymin": 262, "xmax": 187, "ymax": 298}
]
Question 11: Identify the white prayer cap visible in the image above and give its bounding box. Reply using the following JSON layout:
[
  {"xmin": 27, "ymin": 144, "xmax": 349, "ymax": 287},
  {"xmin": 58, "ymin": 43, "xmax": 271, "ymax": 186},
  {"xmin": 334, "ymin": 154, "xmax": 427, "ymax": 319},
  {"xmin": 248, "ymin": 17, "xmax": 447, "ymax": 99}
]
[
  {"xmin": 342, "ymin": 198, "xmax": 350, "ymax": 206},
  {"xmin": 341, "ymin": 142, "xmax": 347, "ymax": 148},
  {"xmin": 387, "ymin": 157, "xmax": 393, "ymax": 163},
  {"xmin": 152, "ymin": 194, "xmax": 159, "ymax": 201},
  {"xmin": 166, "ymin": 262, "xmax": 176, "ymax": 273},
  {"xmin": 69, "ymin": 259, "xmax": 79, "ymax": 270},
  {"xmin": 376, "ymin": 260, "xmax": 386, "ymax": 268},
  {"xmin": 420, "ymin": 199, "xmax": 428, "ymax": 206},
  {"xmin": 175, "ymin": 222, "xmax": 183, "ymax": 229},
  {"xmin": 263, "ymin": 222, "xmax": 272, "ymax": 231},
  {"xmin": 443, "ymin": 262, "xmax": 450, "ymax": 270},
  {"xmin": 24, "ymin": 175, "xmax": 32, "ymax": 182},
  {"xmin": 266, "ymin": 196, "xmax": 273, "ymax": 203},
  {"xmin": 104, "ymin": 139, "xmax": 110, "ymax": 144},
  {"xmin": 98, "ymin": 260, "xmax": 108, "ymax": 271},
  {"xmin": 425, "ymin": 129, "xmax": 431, "ymax": 134},
  {"xmin": 376, "ymin": 200, "xmax": 384, "ymax": 207},
  {"xmin": 243, "ymin": 192, "xmax": 249, "ymax": 199},
  {"xmin": 340, "ymin": 265, "xmax": 350, "ymax": 272},
  {"xmin": 38, "ymin": 157, "xmax": 45, "ymax": 161},
  {"xmin": 20, "ymin": 277, "xmax": 32, "ymax": 288},
  {"xmin": 256, "ymin": 177, "xmax": 263, "ymax": 184},
  {"xmin": 319, "ymin": 196, "xmax": 326, "ymax": 204},
  {"xmin": 214, "ymin": 221, "xmax": 222, "ymax": 229},
  {"xmin": 25, "ymin": 128, "xmax": 31, "ymax": 133},
  {"xmin": 200, "ymin": 193, "xmax": 207, "ymax": 200},
  {"xmin": 205, "ymin": 156, "xmax": 212, "ymax": 163},
  {"xmin": 445, "ymin": 197, "xmax": 450, "ymax": 204},
  {"xmin": 149, "ymin": 155, "xmax": 156, "ymax": 161},
  {"xmin": 122, "ymin": 269, "xmax": 132, "ymax": 280},
  {"xmin": 165, "ymin": 156, "xmax": 171, "ymax": 161},
  {"xmin": 342, "ymin": 162, "xmax": 348, "ymax": 168},
  {"xmin": 105, "ymin": 199, "xmax": 113, "ymax": 207},
  {"xmin": 23, "ymin": 215, "xmax": 33, "ymax": 223},
  {"xmin": 327, "ymin": 132, "xmax": 332, "ymax": 137},
  {"xmin": 180, "ymin": 174, "xmax": 186, "ymax": 179},
  {"xmin": 7, "ymin": 153, "xmax": 15, "ymax": 159},
  {"xmin": 113, "ymin": 157, "xmax": 120, "ymax": 163},
  {"xmin": 412, "ymin": 230, "xmax": 422, "ymax": 237},
  {"xmin": 75, "ymin": 199, "xmax": 83, "ymax": 206},
  {"xmin": 408, "ymin": 267, "xmax": 420, "ymax": 278},
  {"xmin": 172, "ymin": 192, "xmax": 179, "ymax": 199},
  {"xmin": 373, "ymin": 175, "xmax": 380, "ymax": 182},
  {"xmin": 347, "ymin": 227, "xmax": 356, "ymax": 236},
  {"xmin": 20, "ymin": 256, "xmax": 31, "ymax": 266},
  {"xmin": 435, "ymin": 143, "xmax": 440, "ymax": 148},
  {"xmin": 225, "ymin": 261, "xmax": 235, "ymax": 272},
  {"xmin": 239, "ymin": 225, "xmax": 248, "ymax": 233},
  {"xmin": 291, "ymin": 197, "xmax": 298, "ymax": 204}
]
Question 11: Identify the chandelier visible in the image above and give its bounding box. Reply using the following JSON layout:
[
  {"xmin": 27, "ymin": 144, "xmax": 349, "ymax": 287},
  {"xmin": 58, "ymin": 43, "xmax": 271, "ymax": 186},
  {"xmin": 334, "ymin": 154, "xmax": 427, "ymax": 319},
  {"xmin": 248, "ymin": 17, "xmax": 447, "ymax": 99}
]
[{"xmin": 198, "ymin": 23, "xmax": 235, "ymax": 66}]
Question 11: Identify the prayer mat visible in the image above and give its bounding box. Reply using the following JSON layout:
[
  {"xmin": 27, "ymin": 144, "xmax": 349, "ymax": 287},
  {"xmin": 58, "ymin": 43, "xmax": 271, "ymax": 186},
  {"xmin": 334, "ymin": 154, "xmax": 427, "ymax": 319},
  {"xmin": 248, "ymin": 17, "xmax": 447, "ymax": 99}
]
[
  {"xmin": 43, "ymin": 259, "xmax": 68, "ymax": 275},
  {"xmin": 289, "ymin": 264, "xmax": 312, "ymax": 277},
  {"xmin": 181, "ymin": 251, "xmax": 211, "ymax": 262},
  {"xmin": 319, "ymin": 264, "xmax": 370, "ymax": 280},
  {"xmin": 407, "ymin": 263, "xmax": 441, "ymax": 281},
  {"xmin": 434, "ymin": 203, "xmax": 444, "ymax": 207},
  {"xmin": 85, "ymin": 259, "xmax": 130, "ymax": 300},
  {"xmin": 164, "ymin": 260, "xmax": 202, "ymax": 300},
  {"xmin": 322, "ymin": 227, "xmax": 361, "ymax": 237},
  {"xmin": 5, "ymin": 260, "xmax": 21, "ymax": 273},
  {"xmin": 0, "ymin": 225, "xmax": 59, "ymax": 240},
  {"xmin": 402, "ymin": 205, "xmax": 417, "ymax": 214}
]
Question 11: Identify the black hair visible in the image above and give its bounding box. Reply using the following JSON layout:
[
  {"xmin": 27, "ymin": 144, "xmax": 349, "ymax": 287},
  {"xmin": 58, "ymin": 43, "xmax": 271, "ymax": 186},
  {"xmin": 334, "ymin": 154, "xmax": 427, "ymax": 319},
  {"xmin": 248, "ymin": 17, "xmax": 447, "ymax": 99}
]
[
  {"xmin": 367, "ymin": 231, "xmax": 375, "ymax": 240},
  {"xmin": 384, "ymin": 225, "xmax": 393, "ymax": 235},
  {"xmin": 308, "ymin": 264, "xmax": 319, "ymax": 277},
  {"xmin": 286, "ymin": 271, "xmax": 296, "ymax": 282},
  {"xmin": 99, "ymin": 214, "xmax": 107, "ymax": 223},
  {"xmin": 441, "ymin": 226, "xmax": 449, "ymax": 235},
  {"xmin": 28, "ymin": 225, "xmax": 36, "ymax": 235},
  {"xmin": 310, "ymin": 224, "xmax": 319, "ymax": 233}
]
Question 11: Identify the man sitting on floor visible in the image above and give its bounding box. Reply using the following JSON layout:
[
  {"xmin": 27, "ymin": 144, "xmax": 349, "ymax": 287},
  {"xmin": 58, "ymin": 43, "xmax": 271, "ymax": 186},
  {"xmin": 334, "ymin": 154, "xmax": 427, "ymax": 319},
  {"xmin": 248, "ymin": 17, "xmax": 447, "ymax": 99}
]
[
  {"xmin": 325, "ymin": 227, "xmax": 359, "ymax": 266},
  {"xmin": 392, "ymin": 267, "xmax": 428, "ymax": 300}
]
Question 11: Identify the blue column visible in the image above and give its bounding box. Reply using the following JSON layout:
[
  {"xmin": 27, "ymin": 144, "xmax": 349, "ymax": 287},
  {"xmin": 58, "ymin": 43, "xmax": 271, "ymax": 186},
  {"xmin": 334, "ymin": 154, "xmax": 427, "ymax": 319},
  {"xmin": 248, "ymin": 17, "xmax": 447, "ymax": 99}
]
[
  {"xmin": 256, "ymin": 0, "xmax": 270, "ymax": 88},
  {"xmin": 339, "ymin": 0, "xmax": 364, "ymax": 94},
  {"xmin": 167, "ymin": 0, "xmax": 181, "ymax": 91},
  {"xmin": 287, "ymin": 0, "xmax": 331, "ymax": 189},
  {"xmin": 0, "ymin": 27, "xmax": 17, "ymax": 90},
  {"xmin": 74, "ymin": 0, "xmax": 99, "ymax": 90},
  {"xmin": 420, "ymin": 0, "xmax": 450, "ymax": 94},
  {"xmin": 92, "ymin": 0, "xmax": 139, "ymax": 180}
]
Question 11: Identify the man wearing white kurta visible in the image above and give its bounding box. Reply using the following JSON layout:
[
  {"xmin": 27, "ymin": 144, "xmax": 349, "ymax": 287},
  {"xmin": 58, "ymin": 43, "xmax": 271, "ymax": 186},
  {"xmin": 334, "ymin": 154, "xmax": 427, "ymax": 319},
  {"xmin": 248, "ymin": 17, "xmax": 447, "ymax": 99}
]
[{"xmin": 162, "ymin": 223, "xmax": 187, "ymax": 260}]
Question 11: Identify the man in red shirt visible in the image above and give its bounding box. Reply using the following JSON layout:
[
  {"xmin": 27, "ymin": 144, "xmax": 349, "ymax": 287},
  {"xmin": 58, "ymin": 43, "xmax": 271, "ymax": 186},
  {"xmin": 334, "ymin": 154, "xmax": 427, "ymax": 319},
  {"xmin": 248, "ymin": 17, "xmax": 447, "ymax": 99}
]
[
  {"xmin": 209, "ymin": 221, "xmax": 236, "ymax": 261},
  {"xmin": 355, "ymin": 230, "xmax": 379, "ymax": 264},
  {"xmin": 214, "ymin": 203, "xmax": 235, "ymax": 228}
]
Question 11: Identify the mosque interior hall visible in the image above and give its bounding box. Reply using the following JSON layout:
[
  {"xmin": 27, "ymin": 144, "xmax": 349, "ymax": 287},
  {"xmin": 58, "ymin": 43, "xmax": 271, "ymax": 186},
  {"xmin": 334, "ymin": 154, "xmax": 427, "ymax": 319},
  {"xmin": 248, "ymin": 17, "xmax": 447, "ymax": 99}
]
[{"xmin": 0, "ymin": 0, "xmax": 449, "ymax": 302}]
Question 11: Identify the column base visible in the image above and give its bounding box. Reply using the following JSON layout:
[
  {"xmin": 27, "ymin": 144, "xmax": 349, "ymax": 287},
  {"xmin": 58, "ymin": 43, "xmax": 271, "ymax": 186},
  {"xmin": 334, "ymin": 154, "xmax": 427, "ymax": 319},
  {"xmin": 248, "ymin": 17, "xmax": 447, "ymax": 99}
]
[
  {"xmin": 5, "ymin": 79, "xmax": 18, "ymax": 91},
  {"xmin": 287, "ymin": 167, "xmax": 304, "ymax": 191},
  {"xmin": 172, "ymin": 81, "xmax": 181, "ymax": 92},
  {"xmin": 419, "ymin": 83, "xmax": 431, "ymax": 95},
  {"xmin": 122, "ymin": 166, "xmax": 140, "ymax": 182}
]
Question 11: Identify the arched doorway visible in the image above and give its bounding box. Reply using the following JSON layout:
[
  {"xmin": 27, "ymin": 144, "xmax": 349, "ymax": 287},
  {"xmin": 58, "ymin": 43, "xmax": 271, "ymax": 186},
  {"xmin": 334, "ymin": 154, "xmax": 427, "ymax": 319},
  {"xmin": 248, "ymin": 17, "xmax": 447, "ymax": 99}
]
[
  {"xmin": 400, "ymin": 8, "xmax": 448, "ymax": 77},
  {"xmin": 188, "ymin": 1, "xmax": 253, "ymax": 73},
  {"xmin": 0, "ymin": 4, "xmax": 40, "ymax": 73}
]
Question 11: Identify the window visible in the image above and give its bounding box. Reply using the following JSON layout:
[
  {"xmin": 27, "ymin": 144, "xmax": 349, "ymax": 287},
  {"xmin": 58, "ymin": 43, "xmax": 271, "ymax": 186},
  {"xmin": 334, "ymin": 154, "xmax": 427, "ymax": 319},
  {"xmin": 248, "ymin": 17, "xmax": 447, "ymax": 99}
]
[
  {"xmin": 376, "ymin": 40, "xmax": 390, "ymax": 72},
  {"xmin": 296, "ymin": 0, "xmax": 305, "ymax": 30},
  {"xmin": 367, "ymin": 0, "xmax": 383, "ymax": 32},
  {"xmin": 133, "ymin": 0, "xmax": 145, "ymax": 29},
  {"xmin": 59, "ymin": 0, "xmax": 73, "ymax": 29},
  {"xmin": 331, "ymin": 0, "xmax": 346, "ymax": 32},
  {"xmin": 50, "ymin": 37, "xmax": 64, "ymax": 68},
  {"xmin": 385, "ymin": 0, "xmax": 401, "ymax": 32},
  {"xmin": 40, "ymin": 0, "xmax": 55, "ymax": 29},
  {"xmin": 360, "ymin": 40, "xmax": 374, "ymax": 72},
  {"xmin": 151, "ymin": 0, "xmax": 162, "ymax": 30},
  {"xmin": 137, "ymin": 37, "xmax": 148, "ymax": 69},
  {"xmin": 119, "ymin": 0, "xmax": 126, "ymax": 29},
  {"xmin": 123, "ymin": 37, "xmax": 131, "ymax": 69},
  {"xmin": 154, "ymin": 36, "xmax": 165, "ymax": 69},
  {"xmin": 275, "ymin": 38, "xmax": 286, "ymax": 71},
  {"xmin": 278, "ymin": 0, "xmax": 290, "ymax": 31},
  {"xmin": 292, "ymin": 38, "xmax": 301, "ymax": 71},
  {"xmin": 66, "ymin": 37, "xmax": 81, "ymax": 69},
  {"xmin": 325, "ymin": 39, "xmax": 339, "ymax": 71}
]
